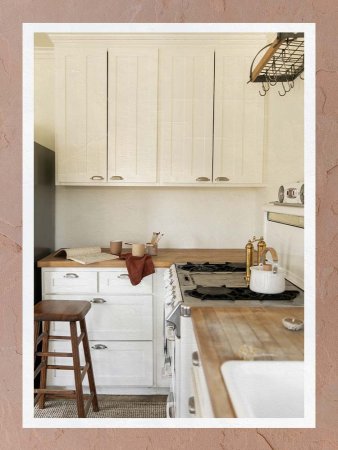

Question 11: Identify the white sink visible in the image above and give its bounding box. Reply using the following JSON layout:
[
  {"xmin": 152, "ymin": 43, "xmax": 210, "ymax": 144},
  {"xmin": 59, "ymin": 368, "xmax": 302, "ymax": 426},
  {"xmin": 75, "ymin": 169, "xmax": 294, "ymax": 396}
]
[{"xmin": 221, "ymin": 361, "xmax": 304, "ymax": 418}]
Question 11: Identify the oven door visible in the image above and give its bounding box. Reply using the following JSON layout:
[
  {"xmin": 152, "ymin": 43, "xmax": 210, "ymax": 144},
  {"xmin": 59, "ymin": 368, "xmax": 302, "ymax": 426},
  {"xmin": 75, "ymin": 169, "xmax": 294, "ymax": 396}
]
[{"xmin": 165, "ymin": 320, "xmax": 176, "ymax": 417}]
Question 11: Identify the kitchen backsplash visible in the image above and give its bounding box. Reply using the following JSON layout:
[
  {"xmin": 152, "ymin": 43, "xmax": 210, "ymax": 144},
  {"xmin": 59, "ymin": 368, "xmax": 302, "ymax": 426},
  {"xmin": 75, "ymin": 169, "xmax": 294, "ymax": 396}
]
[{"xmin": 55, "ymin": 187, "xmax": 263, "ymax": 249}]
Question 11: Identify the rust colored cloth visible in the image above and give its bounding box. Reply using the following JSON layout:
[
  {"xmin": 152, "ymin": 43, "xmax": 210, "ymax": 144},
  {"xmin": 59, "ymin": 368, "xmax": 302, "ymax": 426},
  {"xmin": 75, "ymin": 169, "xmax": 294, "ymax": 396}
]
[{"xmin": 120, "ymin": 253, "xmax": 155, "ymax": 285}]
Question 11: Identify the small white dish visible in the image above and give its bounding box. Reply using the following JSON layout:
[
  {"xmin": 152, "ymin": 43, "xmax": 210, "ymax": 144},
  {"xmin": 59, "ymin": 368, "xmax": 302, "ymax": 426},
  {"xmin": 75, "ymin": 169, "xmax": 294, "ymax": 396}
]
[{"xmin": 282, "ymin": 317, "xmax": 304, "ymax": 331}]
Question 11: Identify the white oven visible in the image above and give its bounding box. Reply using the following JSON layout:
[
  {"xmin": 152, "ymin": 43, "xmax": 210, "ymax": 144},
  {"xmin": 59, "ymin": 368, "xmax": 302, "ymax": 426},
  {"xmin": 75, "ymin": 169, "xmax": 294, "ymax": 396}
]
[{"xmin": 163, "ymin": 265, "xmax": 182, "ymax": 418}]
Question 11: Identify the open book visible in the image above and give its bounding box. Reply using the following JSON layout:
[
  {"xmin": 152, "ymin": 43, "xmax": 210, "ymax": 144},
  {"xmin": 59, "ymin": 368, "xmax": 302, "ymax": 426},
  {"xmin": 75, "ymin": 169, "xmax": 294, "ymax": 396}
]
[{"xmin": 54, "ymin": 247, "xmax": 119, "ymax": 265}]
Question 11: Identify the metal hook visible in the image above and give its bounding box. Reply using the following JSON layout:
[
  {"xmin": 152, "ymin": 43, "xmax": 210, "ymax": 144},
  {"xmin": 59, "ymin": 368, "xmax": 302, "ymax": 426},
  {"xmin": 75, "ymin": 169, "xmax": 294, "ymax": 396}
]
[
  {"xmin": 278, "ymin": 80, "xmax": 288, "ymax": 96},
  {"xmin": 259, "ymin": 79, "xmax": 270, "ymax": 96},
  {"xmin": 266, "ymin": 66, "xmax": 277, "ymax": 86}
]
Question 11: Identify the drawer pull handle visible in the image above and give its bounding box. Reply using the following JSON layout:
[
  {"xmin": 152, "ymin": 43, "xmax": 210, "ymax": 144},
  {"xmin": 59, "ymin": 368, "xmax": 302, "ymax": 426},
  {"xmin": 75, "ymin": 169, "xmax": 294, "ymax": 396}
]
[
  {"xmin": 196, "ymin": 177, "xmax": 210, "ymax": 182},
  {"xmin": 91, "ymin": 344, "xmax": 108, "ymax": 350},
  {"xmin": 91, "ymin": 298, "xmax": 107, "ymax": 304},
  {"xmin": 90, "ymin": 175, "xmax": 104, "ymax": 180},
  {"xmin": 192, "ymin": 351, "xmax": 200, "ymax": 367},
  {"xmin": 188, "ymin": 396, "xmax": 196, "ymax": 414},
  {"xmin": 118, "ymin": 273, "xmax": 130, "ymax": 279},
  {"xmin": 215, "ymin": 176, "xmax": 230, "ymax": 182},
  {"xmin": 110, "ymin": 175, "xmax": 124, "ymax": 180},
  {"xmin": 64, "ymin": 273, "xmax": 79, "ymax": 279}
]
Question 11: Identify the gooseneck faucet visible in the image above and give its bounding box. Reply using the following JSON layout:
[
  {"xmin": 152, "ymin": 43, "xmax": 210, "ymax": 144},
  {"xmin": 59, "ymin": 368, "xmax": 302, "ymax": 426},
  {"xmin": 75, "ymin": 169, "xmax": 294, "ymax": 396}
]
[{"xmin": 245, "ymin": 236, "xmax": 266, "ymax": 287}]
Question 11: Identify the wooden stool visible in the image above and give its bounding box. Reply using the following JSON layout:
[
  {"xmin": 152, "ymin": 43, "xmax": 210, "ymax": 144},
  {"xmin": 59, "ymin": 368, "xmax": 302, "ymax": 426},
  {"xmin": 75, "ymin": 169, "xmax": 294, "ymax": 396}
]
[{"xmin": 34, "ymin": 300, "xmax": 99, "ymax": 418}]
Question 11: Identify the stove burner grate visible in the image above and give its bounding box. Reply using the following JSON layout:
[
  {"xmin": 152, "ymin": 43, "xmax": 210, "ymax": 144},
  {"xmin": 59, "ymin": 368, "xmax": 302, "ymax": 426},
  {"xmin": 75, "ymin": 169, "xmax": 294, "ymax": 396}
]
[
  {"xmin": 185, "ymin": 286, "xmax": 299, "ymax": 301},
  {"xmin": 178, "ymin": 262, "xmax": 246, "ymax": 273}
]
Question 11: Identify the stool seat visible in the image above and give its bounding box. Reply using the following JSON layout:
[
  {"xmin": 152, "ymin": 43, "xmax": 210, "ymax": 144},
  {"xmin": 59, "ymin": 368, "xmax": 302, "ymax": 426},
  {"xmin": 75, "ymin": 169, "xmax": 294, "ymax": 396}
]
[{"xmin": 34, "ymin": 300, "xmax": 91, "ymax": 322}]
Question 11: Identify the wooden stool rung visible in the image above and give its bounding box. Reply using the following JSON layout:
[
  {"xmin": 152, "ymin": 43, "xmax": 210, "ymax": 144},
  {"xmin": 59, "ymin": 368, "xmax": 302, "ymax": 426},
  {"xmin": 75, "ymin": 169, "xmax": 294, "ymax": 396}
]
[
  {"xmin": 49, "ymin": 335, "xmax": 72, "ymax": 340},
  {"xmin": 34, "ymin": 388, "xmax": 76, "ymax": 397},
  {"xmin": 36, "ymin": 351, "xmax": 73, "ymax": 358},
  {"xmin": 46, "ymin": 364, "xmax": 87, "ymax": 371}
]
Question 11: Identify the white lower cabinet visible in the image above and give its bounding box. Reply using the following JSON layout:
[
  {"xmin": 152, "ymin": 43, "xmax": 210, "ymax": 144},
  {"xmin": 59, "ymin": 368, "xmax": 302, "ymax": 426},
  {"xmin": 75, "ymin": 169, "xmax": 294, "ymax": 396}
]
[
  {"xmin": 47, "ymin": 340, "xmax": 153, "ymax": 387},
  {"xmin": 41, "ymin": 268, "xmax": 168, "ymax": 393}
]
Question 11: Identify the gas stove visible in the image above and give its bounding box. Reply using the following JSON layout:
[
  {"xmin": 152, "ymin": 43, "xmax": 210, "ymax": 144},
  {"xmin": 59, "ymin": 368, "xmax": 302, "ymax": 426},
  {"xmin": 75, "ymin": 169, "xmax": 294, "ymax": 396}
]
[{"xmin": 175, "ymin": 262, "xmax": 304, "ymax": 307}]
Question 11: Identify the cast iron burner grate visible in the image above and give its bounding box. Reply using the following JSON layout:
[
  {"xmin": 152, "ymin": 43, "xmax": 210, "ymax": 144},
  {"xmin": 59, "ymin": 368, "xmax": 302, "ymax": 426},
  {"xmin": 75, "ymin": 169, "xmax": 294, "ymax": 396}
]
[
  {"xmin": 185, "ymin": 286, "xmax": 299, "ymax": 301},
  {"xmin": 178, "ymin": 262, "xmax": 246, "ymax": 273}
]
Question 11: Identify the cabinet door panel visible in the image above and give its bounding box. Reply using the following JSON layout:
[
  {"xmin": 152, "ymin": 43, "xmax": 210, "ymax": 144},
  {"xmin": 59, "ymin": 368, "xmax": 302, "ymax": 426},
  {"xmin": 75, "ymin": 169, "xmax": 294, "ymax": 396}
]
[
  {"xmin": 47, "ymin": 340, "xmax": 153, "ymax": 387},
  {"xmin": 108, "ymin": 48, "xmax": 158, "ymax": 183},
  {"xmin": 84, "ymin": 295, "xmax": 153, "ymax": 340},
  {"xmin": 55, "ymin": 48, "xmax": 107, "ymax": 183},
  {"xmin": 46, "ymin": 295, "xmax": 153, "ymax": 341},
  {"xmin": 214, "ymin": 44, "xmax": 265, "ymax": 184},
  {"xmin": 99, "ymin": 270, "xmax": 152, "ymax": 294},
  {"xmin": 43, "ymin": 271, "xmax": 98, "ymax": 295},
  {"xmin": 159, "ymin": 47, "xmax": 214, "ymax": 183}
]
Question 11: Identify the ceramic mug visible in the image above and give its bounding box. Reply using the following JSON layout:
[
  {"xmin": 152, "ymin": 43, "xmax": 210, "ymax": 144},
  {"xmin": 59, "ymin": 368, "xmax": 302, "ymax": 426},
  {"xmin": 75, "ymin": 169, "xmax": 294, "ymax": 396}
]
[
  {"xmin": 110, "ymin": 240, "xmax": 122, "ymax": 256},
  {"xmin": 132, "ymin": 243, "xmax": 145, "ymax": 257}
]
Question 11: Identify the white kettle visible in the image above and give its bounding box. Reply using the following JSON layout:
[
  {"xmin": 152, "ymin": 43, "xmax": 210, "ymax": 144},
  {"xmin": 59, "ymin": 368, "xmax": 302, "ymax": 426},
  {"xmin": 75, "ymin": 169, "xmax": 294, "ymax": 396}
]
[{"xmin": 250, "ymin": 247, "xmax": 285, "ymax": 294}]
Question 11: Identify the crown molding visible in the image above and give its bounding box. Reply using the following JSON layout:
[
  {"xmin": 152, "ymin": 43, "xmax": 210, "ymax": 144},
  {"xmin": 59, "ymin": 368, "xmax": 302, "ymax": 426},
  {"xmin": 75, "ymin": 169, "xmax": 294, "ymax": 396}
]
[
  {"xmin": 34, "ymin": 47, "xmax": 54, "ymax": 59},
  {"xmin": 48, "ymin": 32, "xmax": 269, "ymax": 45}
]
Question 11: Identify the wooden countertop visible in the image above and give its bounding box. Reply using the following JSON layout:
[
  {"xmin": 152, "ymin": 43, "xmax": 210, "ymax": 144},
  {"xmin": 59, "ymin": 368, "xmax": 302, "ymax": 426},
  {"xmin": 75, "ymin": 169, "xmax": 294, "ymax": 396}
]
[
  {"xmin": 37, "ymin": 248, "xmax": 247, "ymax": 268},
  {"xmin": 191, "ymin": 306, "xmax": 304, "ymax": 418}
]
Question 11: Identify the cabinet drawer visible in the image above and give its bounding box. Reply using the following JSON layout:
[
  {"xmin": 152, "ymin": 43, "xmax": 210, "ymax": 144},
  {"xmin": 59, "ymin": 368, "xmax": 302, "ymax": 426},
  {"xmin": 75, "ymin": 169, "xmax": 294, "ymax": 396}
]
[
  {"xmin": 47, "ymin": 340, "xmax": 153, "ymax": 387},
  {"xmin": 43, "ymin": 271, "xmax": 97, "ymax": 294},
  {"xmin": 87, "ymin": 295, "xmax": 153, "ymax": 340},
  {"xmin": 99, "ymin": 271, "xmax": 152, "ymax": 294},
  {"xmin": 45, "ymin": 295, "xmax": 153, "ymax": 340}
]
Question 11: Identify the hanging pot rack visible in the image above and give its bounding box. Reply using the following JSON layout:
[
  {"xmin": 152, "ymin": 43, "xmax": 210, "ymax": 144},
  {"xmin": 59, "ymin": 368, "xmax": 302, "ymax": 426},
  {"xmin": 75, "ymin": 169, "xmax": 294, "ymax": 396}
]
[{"xmin": 248, "ymin": 32, "xmax": 304, "ymax": 96}]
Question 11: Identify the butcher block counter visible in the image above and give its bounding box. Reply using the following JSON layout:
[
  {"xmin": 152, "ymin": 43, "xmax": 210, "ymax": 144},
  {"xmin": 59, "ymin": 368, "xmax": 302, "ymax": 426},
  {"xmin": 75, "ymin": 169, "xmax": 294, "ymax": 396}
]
[
  {"xmin": 191, "ymin": 306, "xmax": 304, "ymax": 418},
  {"xmin": 37, "ymin": 248, "xmax": 247, "ymax": 268}
]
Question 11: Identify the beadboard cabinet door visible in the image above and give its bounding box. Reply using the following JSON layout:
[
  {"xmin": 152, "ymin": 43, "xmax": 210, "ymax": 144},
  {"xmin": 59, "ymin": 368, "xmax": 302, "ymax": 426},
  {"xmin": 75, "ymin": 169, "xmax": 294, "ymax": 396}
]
[
  {"xmin": 213, "ymin": 43, "xmax": 266, "ymax": 184},
  {"xmin": 107, "ymin": 48, "xmax": 158, "ymax": 183},
  {"xmin": 158, "ymin": 47, "xmax": 214, "ymax": 184},
  {"xmin": 55, "ymin": 48, "xmax": 107, "ymax": 183}
]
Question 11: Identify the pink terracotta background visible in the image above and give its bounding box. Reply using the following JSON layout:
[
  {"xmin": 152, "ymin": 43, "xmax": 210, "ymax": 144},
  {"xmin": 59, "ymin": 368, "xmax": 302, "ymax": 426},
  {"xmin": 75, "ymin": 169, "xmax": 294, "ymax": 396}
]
[{"xmin": 0, "ymin": 1, "xmax": 337, "ymax": 448}]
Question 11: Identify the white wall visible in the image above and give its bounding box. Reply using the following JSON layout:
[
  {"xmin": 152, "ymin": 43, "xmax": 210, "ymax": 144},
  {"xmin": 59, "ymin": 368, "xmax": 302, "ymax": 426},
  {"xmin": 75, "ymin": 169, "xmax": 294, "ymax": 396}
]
[
  {"xmin": 262, "ymin": 80, "xmax": 304, "ymax": 202},
  {"xmin": 35, "ymin": 45, "xmax": 304, "ymax": 251},
  {"xmin": 55, "ymin": 186, "xmax": 262, "ymax": 249}
]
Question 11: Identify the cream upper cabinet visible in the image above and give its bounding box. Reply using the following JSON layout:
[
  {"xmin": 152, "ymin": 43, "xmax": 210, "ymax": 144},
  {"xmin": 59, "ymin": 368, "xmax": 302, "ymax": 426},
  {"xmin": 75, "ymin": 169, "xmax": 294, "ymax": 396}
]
[
  {"xmin": 55, "ymin": 48, "xmax": 107, "ymax": 183},
  {"xmin": 158, "ymin": 47, "xmax": 214, "ymax": 184},
  {"xmin": 108, "ymin": 48, "xmax": 158, "ymax": 183},
  {"xmin": 213, "ymin": 43, "xmax": 265, "ymax": 184}
]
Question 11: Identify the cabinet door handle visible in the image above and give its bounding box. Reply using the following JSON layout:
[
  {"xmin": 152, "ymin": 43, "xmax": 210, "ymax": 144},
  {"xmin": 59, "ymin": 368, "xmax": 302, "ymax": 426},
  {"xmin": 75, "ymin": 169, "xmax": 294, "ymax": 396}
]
[
  {"xmin": 192, "ymin": 351, "xmax": 200, "ymax": 367},
  {"xmin": 64, "ymin": 273, "xmax": 79, "ymax": 279},
  {"xmin": 196, "ymin": 177, "xmax": 210, "ymax": 182},
  {"xmin": 91, "ymin": 344, "xmax": 108, "ymax": 350},
  {"xmin": 188, "ymin": 397, "xmax": 196, "ymax": 414},
  {"xmin": 215, "ymin": 176, "xmax": 230, "ymax": 182},
  {"xmin": 117, "ymin": 273, "xmax": 130, "ymax": 279},
  {"xmin": 90, "ymin": 176, "xmax": 104, "ymax": 180},
  {"xmin": 91, "ymin": 298, "xmax": 107, "ymax": 304},
  {"xmin": 110, "ymin": 176, "xmax": 124, "ymax": 180}
]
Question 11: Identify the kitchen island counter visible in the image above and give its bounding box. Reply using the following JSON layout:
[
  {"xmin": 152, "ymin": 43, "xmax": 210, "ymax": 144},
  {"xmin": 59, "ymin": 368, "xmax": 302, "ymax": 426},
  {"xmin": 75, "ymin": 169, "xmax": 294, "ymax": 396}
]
[
  {"xmin": 191, "ymin": 306, "xmax": 304, "ymax": 418},
  {"xmin": 37, "ymin": 248, "xmax": 247, "ymax": 268}
]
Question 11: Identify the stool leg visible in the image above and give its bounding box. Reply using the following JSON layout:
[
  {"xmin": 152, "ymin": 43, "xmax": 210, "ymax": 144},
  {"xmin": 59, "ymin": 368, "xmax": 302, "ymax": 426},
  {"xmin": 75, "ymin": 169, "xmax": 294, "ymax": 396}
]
[
  {"xmin": 70, "ymin": 321, "xmax": 85, "ymax": 418},
  {"xmin": 38, "ymin": 321, "xmax": 50, "ymax": 409},
  {"xmin": 34, "ymin": 321, "xmax": 40, "ymax": 364},
  {"xmin": 80, "ymin": 319, "xmax": 99, "ymax": 412}
]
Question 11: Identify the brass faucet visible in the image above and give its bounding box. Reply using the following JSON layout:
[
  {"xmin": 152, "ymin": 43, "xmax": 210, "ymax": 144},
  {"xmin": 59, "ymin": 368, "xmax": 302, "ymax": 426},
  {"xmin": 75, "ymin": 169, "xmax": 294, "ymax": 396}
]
[{"xmin": 245, "ymin": 236, "xmax": 266, "ymax": 287}]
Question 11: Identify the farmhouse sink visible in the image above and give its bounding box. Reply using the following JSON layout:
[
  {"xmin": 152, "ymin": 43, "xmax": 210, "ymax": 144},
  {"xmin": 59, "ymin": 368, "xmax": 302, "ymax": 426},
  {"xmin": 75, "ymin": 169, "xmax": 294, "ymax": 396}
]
[{"xmin": 221, "ymin": 360, "xmax": 304, "ymax": 418}]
